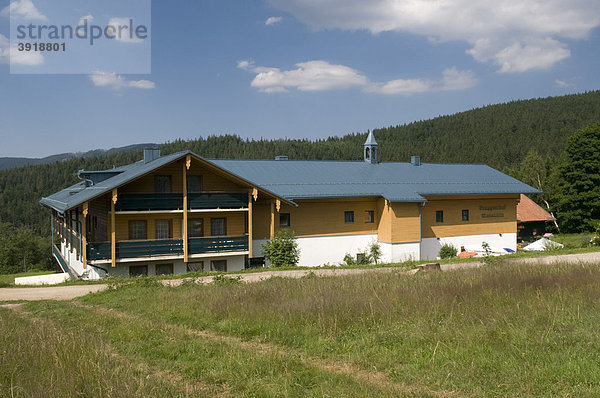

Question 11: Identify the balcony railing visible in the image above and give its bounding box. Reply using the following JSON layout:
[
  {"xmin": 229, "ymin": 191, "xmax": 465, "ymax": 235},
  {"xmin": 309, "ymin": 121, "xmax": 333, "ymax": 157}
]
[
  {"xmin": 87, "ymin": 235, "xmax": 248, "ymax": 261},
  {"xmin": 189, "ymin": 236, "xmax": 248, "ymax": 253},
  {"xmin": 115, "ymin": 193, "xmax": 247, "ymax": 212}
]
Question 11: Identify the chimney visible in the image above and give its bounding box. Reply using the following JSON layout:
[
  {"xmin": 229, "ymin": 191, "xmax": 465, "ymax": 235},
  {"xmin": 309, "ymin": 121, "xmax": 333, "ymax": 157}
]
[
  {"xmin": 144, "ymin": 147, "xmax": 160, "ymax": 164},
  {"xmin": 411, "ymin": 156, "xmax": 421, "ymax": 166}
]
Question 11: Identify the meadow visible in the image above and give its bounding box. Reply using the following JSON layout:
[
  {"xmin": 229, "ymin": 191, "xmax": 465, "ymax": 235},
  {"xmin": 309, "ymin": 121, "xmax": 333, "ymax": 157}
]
[{"xmin": 2, "ymin": 260, "xmax": 600, "ymax": 397}]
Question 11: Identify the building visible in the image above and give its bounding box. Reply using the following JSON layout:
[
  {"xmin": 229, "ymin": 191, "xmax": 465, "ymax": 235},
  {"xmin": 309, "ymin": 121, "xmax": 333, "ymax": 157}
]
[
  {"xmin": 40, "ymin": 134, "xmax": 538, "ymax": 279},
  {"xmin": 516, "ymin": 194, "xmax": 556, "ymax": 242}
]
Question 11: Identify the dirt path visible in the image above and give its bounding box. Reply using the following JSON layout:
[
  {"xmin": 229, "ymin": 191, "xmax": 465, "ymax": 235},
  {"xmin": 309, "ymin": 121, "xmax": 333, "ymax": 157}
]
[
  {"xmin": 72, "ymin": 302, "xmax": 458, "ymax": 397},
  {"xmin": 0, "ymin": 284, "xmax": 107, "ymax": 301},
  {"xmin": 1, "ymin": 251, "xmax": 599, "ymax": 301}
]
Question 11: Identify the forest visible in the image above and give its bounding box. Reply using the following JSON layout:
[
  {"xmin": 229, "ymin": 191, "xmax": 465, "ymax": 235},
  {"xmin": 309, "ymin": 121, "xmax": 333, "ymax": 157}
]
[{"xmin": 0, "ymin": 90, "xmax": 599, "ymax": 272}]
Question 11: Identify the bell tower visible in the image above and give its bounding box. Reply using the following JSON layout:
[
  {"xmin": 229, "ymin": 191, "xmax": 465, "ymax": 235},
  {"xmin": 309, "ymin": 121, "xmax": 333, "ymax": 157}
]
[{"xmin": 364, "ymin": 131, "xmax": 378, "ymax": 164}]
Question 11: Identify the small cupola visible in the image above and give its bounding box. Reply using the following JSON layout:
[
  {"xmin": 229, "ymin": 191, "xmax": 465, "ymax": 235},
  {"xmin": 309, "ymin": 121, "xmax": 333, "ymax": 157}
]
[{"xmin": 364, "ymin": 131, "xmax": 378, "ymax": 164}]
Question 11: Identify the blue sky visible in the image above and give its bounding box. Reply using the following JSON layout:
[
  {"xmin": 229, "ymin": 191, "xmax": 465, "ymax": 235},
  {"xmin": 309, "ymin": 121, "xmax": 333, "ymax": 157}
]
[{"xmin": 1, "ymin": 0, "xmax": 599, "ymax": 158}]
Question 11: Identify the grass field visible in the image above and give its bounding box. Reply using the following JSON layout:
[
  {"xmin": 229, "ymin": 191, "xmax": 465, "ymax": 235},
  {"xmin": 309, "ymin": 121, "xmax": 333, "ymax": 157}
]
[{"xmin": 2, "ymin": 260, "xmax": 600, "ymax": 396}]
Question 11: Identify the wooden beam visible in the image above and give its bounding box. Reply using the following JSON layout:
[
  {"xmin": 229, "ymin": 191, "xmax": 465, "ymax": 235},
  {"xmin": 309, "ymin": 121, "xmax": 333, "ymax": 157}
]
[
  {"xmin": 82, "ymin": 202, "xmax": 88, "ymax": 269},
  {"xmin": 111, "ymin": 189, "xmax": 117, "ymax": 268},
  {"xmin": 270, "ymin": 201, "xmax": 275, "ymax": 240},
  {"xmin": 248, "ymin": 192, "xmax": 253, "ymax": 258},
  {"xmin": 183, "ymin": 158, "xmax": 189, "ymax": 263},
  {"xmin": 69, "ymin": 211, "xmax": 74, "ymax": 253},
  {"xmin": 252, "ymin": 188, "xmax": 258, "ymax": 202},
  {"xmin": 276, "ymin": 199, "xmax": 281, "ymax": 212}
]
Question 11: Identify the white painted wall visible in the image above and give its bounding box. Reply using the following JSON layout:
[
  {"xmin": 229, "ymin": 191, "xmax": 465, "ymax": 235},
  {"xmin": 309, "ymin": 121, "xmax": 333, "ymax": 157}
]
[
  {"xmin": 267, "ymin": 234, "xmax": 379, "ymax": 267},
  {"xmin": 378, "ymin": 241, "xmax": 421, "ymax": 263},
  {"xmin": 15, "ymin": 273, "xmax": 70, "ymax": 286},
  {"xmin": 421, "ymin": 232, "xmax": 517, "ymax": 260},
  {"xmin": 104, "ymin": 255, "xmax": 246, "ymax": 278}
]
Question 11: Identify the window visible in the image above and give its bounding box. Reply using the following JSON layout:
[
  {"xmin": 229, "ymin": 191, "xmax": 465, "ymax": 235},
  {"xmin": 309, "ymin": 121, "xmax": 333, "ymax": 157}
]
[
  {"xmin": 280, "ymin": 213, "xmax": 290, "ymax": 228},
  {"xmin": 189, "ymin": 219, "xmax": 204, "ymax": 238},
  {"xmin": 156, "ymin": 263, "xmax": 173, "ymax": 275},
  {"xmin": 187, "ymin": 262, "xmax": 204, "ymax": 272},
  {"xmin": 187, "ymin": 175, "xmax": 202, "ymax": 193},
  {"xmin": 154, "ymin": 175, "xmax": 171, "ymax": 193},
  {"xmin": 155, "ymin": 219, "xmax": 172, "ymax": 239},
  {"xmin": 365, "ymin": 210, "xmax": 375, "ymax": 224},
  {"xmin": 211, "ymin": 260, "xmax": 227, "ymax": 272},
  {"xmin": 129, "ymin": 220, "xmax": 147, "ymax": 240},
  {"xmin": 435, "ymin": 210, "xmax": 444, "ymax": 223},
  {"xmin": 344, "ymin": 211, "xmax": 354, "ymax": 224},
  {"xmin": 129, "ymin": 265, "xmax": 147, "ymax": 277},
  {"xmin": 211, "ymin": 218, "xmax": 227, "ymax": 236},
  {"xmin": 462, "ymin": 209, "xmax": 470, "ymax": 222}
]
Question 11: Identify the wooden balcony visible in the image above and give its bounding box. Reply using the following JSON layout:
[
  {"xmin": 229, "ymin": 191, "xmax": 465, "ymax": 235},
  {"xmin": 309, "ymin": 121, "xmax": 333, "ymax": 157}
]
[
  {"xmin": 87, "ymin": 235, "xmax": 248, "ymax": 261},
  {"xmin": 114, "ymin": 193, "xmax": 248, "ymax": 212}
]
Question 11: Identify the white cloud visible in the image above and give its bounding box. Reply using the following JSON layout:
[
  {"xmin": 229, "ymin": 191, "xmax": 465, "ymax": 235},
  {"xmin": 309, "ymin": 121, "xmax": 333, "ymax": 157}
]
[
  {"xmin": 265, "ymin": 16, "xmax": 283, "ymax": 26},
  {"xmin": 90, "ymin": 72, "xmax": 155, "ymax": 90},
  {"xmin": 107, "ymin": 17, "xmax": 144, "ymax": 43},
  {"xmin": 78, "ymin": 14, "xmax": 94, "ymax": 26},
  {"xmin": 1, "ymin": 0, "xmax": 46, "ymax": 20},
  {"xmin": 239, "ymin": 59, "xmax": 476, "ymax": 95},
  {"xmin": 265, "ymin": 0, "xmax": 600, "ymax": 72},
  {"xmin": 441, "ymin": 67, "xmax": 478, "ymax": 91},
  {"xmin": 0, "ymin": 33, "xmax": 44, "ymax": 66},
  {"xmin": 555, "ymin": 79, "xmax": 574, "ymax": 88}
]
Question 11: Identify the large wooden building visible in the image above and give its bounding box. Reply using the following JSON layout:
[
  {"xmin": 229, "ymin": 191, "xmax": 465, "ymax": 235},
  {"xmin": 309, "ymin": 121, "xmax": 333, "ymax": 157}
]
[{"xmin": 41, "ymin": 134, "xmax": 538, "ymax": 279}]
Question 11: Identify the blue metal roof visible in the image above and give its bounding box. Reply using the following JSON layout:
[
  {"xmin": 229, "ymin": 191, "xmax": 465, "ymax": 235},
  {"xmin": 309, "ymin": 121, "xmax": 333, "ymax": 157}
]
[
  {"xmin": 40, "ymin": 151, "xmax": 539, "ymax": 213},
  {"xmin": 211, "ymin": 159, "xmax": 540, "ymax": 202}
]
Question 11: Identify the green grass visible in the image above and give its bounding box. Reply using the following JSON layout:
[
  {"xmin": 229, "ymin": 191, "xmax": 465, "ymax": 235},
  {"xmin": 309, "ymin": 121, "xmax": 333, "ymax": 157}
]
[
  {"xmin": 0, "ymin": 270, "xmax": 55, "ymax": 286},
  {"xmin": 0, "ymin": 306, "xmax": 178, "ymax": 397},
  {"xmin": 554, "ymin": 232, "xmax": 596, "ymax": 248},
  {"xmin": 4, "ymin": 260, "xmax": 598, "ymax": 396}
]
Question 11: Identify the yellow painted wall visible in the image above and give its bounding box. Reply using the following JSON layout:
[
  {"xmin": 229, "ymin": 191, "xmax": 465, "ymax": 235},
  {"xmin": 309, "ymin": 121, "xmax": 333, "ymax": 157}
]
[
  {"xmin": 118, "ymin": 158, "xmax": 247, "ymax": 194},
  {"xmin": 251, "ymin": 198, "xmax": 379, "ymax": 239},
  {"xmin": 110, "ymin": 212, "xmax": 247, "ymax": 241},
  {"xmin": 421, "ymin": 195, "xmax": 519, "ymax": 238},
  {"xmin": 377, "ymin": 199, "xmax": 421, "ymax": 243}
]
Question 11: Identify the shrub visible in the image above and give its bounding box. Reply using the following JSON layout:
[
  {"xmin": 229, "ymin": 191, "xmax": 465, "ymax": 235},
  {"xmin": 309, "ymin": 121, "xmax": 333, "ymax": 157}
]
[
  {"xmin": 439, "ymin": 244, "xmax": 458, "ymax": 259},
  {"xmin": 262, "ymin": 229, "xmax": 300, "ymax": 267},
  {"xmin": 368, "ymin": 241, "xmax": 382, "ymax": 264}
]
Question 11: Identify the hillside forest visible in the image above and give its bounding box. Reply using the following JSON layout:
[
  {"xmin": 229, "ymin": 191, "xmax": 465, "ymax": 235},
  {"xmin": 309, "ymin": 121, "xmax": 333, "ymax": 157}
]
[{"xmin": 0, "ymin": 91, "xmax": 599, "ymax": 273}]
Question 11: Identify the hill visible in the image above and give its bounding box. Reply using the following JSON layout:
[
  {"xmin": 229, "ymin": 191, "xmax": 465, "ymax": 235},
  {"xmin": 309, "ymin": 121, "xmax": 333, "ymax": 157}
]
[
  {"xmin": 0, "ymin": 143, "xmax": 156, "ymax": 170},
  {"xmin": 1, "ymin": 90, "xmax": 599, "ymax": 235}
]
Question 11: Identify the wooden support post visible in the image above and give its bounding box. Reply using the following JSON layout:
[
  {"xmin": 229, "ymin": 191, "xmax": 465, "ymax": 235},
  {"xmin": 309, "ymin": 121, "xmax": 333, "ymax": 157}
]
[
  {"xmin": 111, "ymin": 189, "xmax": 117, "ymax": 268},
  {"xmin": 183, "ymin": 155, "xmax": 190, "ymax": 263},
  {"xmin": 69, "ymin": 211, "xmax": 74, "ymax": 253},
  {"xmin": 82, "ymin": 202, "xmax": 88, "ymax": 269},
  {"xmin": 248, "ymin": 192, "xmax": 253, "ymax": 258},
  {"xmin": 270, "ymin": 200, "xmax": 275, "ymax": 240}
]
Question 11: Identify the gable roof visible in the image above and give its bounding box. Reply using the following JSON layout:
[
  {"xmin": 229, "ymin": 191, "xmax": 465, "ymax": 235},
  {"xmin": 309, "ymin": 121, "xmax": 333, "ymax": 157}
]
[
  {"xmin": 517, "ymin": 194, "xmax": 556, "ymax": 222},
  {"xmin": 41, "ymin": 151, "xmax": 540, "ymax": 213},
  {"xmin": 40, "ymin": 151, "xmax": 290, "ymax": 213}
]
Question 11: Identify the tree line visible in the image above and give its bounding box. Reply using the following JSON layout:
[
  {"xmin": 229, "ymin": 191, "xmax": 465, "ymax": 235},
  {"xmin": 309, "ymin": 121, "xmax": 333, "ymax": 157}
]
[{"xmin": 0, "ymin": 91, "xmax": 599, "ymax": 272}]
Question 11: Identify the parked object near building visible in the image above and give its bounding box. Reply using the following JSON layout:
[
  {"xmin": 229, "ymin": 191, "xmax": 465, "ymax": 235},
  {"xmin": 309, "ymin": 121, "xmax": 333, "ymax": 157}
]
[
  {"xmin": 517, "ymin": 194, "xmax": 556, "ymax": 242},
  {"xmin": 40, "ymin": 136, "xmax": 538, "ymax": 279}
]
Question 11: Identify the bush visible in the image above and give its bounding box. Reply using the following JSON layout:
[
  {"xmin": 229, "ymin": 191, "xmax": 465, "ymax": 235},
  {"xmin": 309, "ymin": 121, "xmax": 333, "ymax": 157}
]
[
  {"xmin": 368, "ymin": 241, "xmax": 382, "ymax": 264},
  {"xmin": 439, "ymin": 244, "xmax": 458, "ymax": 259},
  {"xmin": 262, "ymin": 229, "xmax": 300, "ymax": 267}
]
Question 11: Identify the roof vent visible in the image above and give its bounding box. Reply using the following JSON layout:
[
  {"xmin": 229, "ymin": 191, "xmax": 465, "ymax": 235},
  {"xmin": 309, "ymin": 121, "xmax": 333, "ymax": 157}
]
[
  {"xmin": 411, "ymin": 156, "xmax": 421, "ymax": 166},
  {"xmin": 275, "ymin": 156, "xmax": 288, "ymax": 161},
  {"xmin": 144, "ymin": 147, "xmax": 160, "ymax": 164}
]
